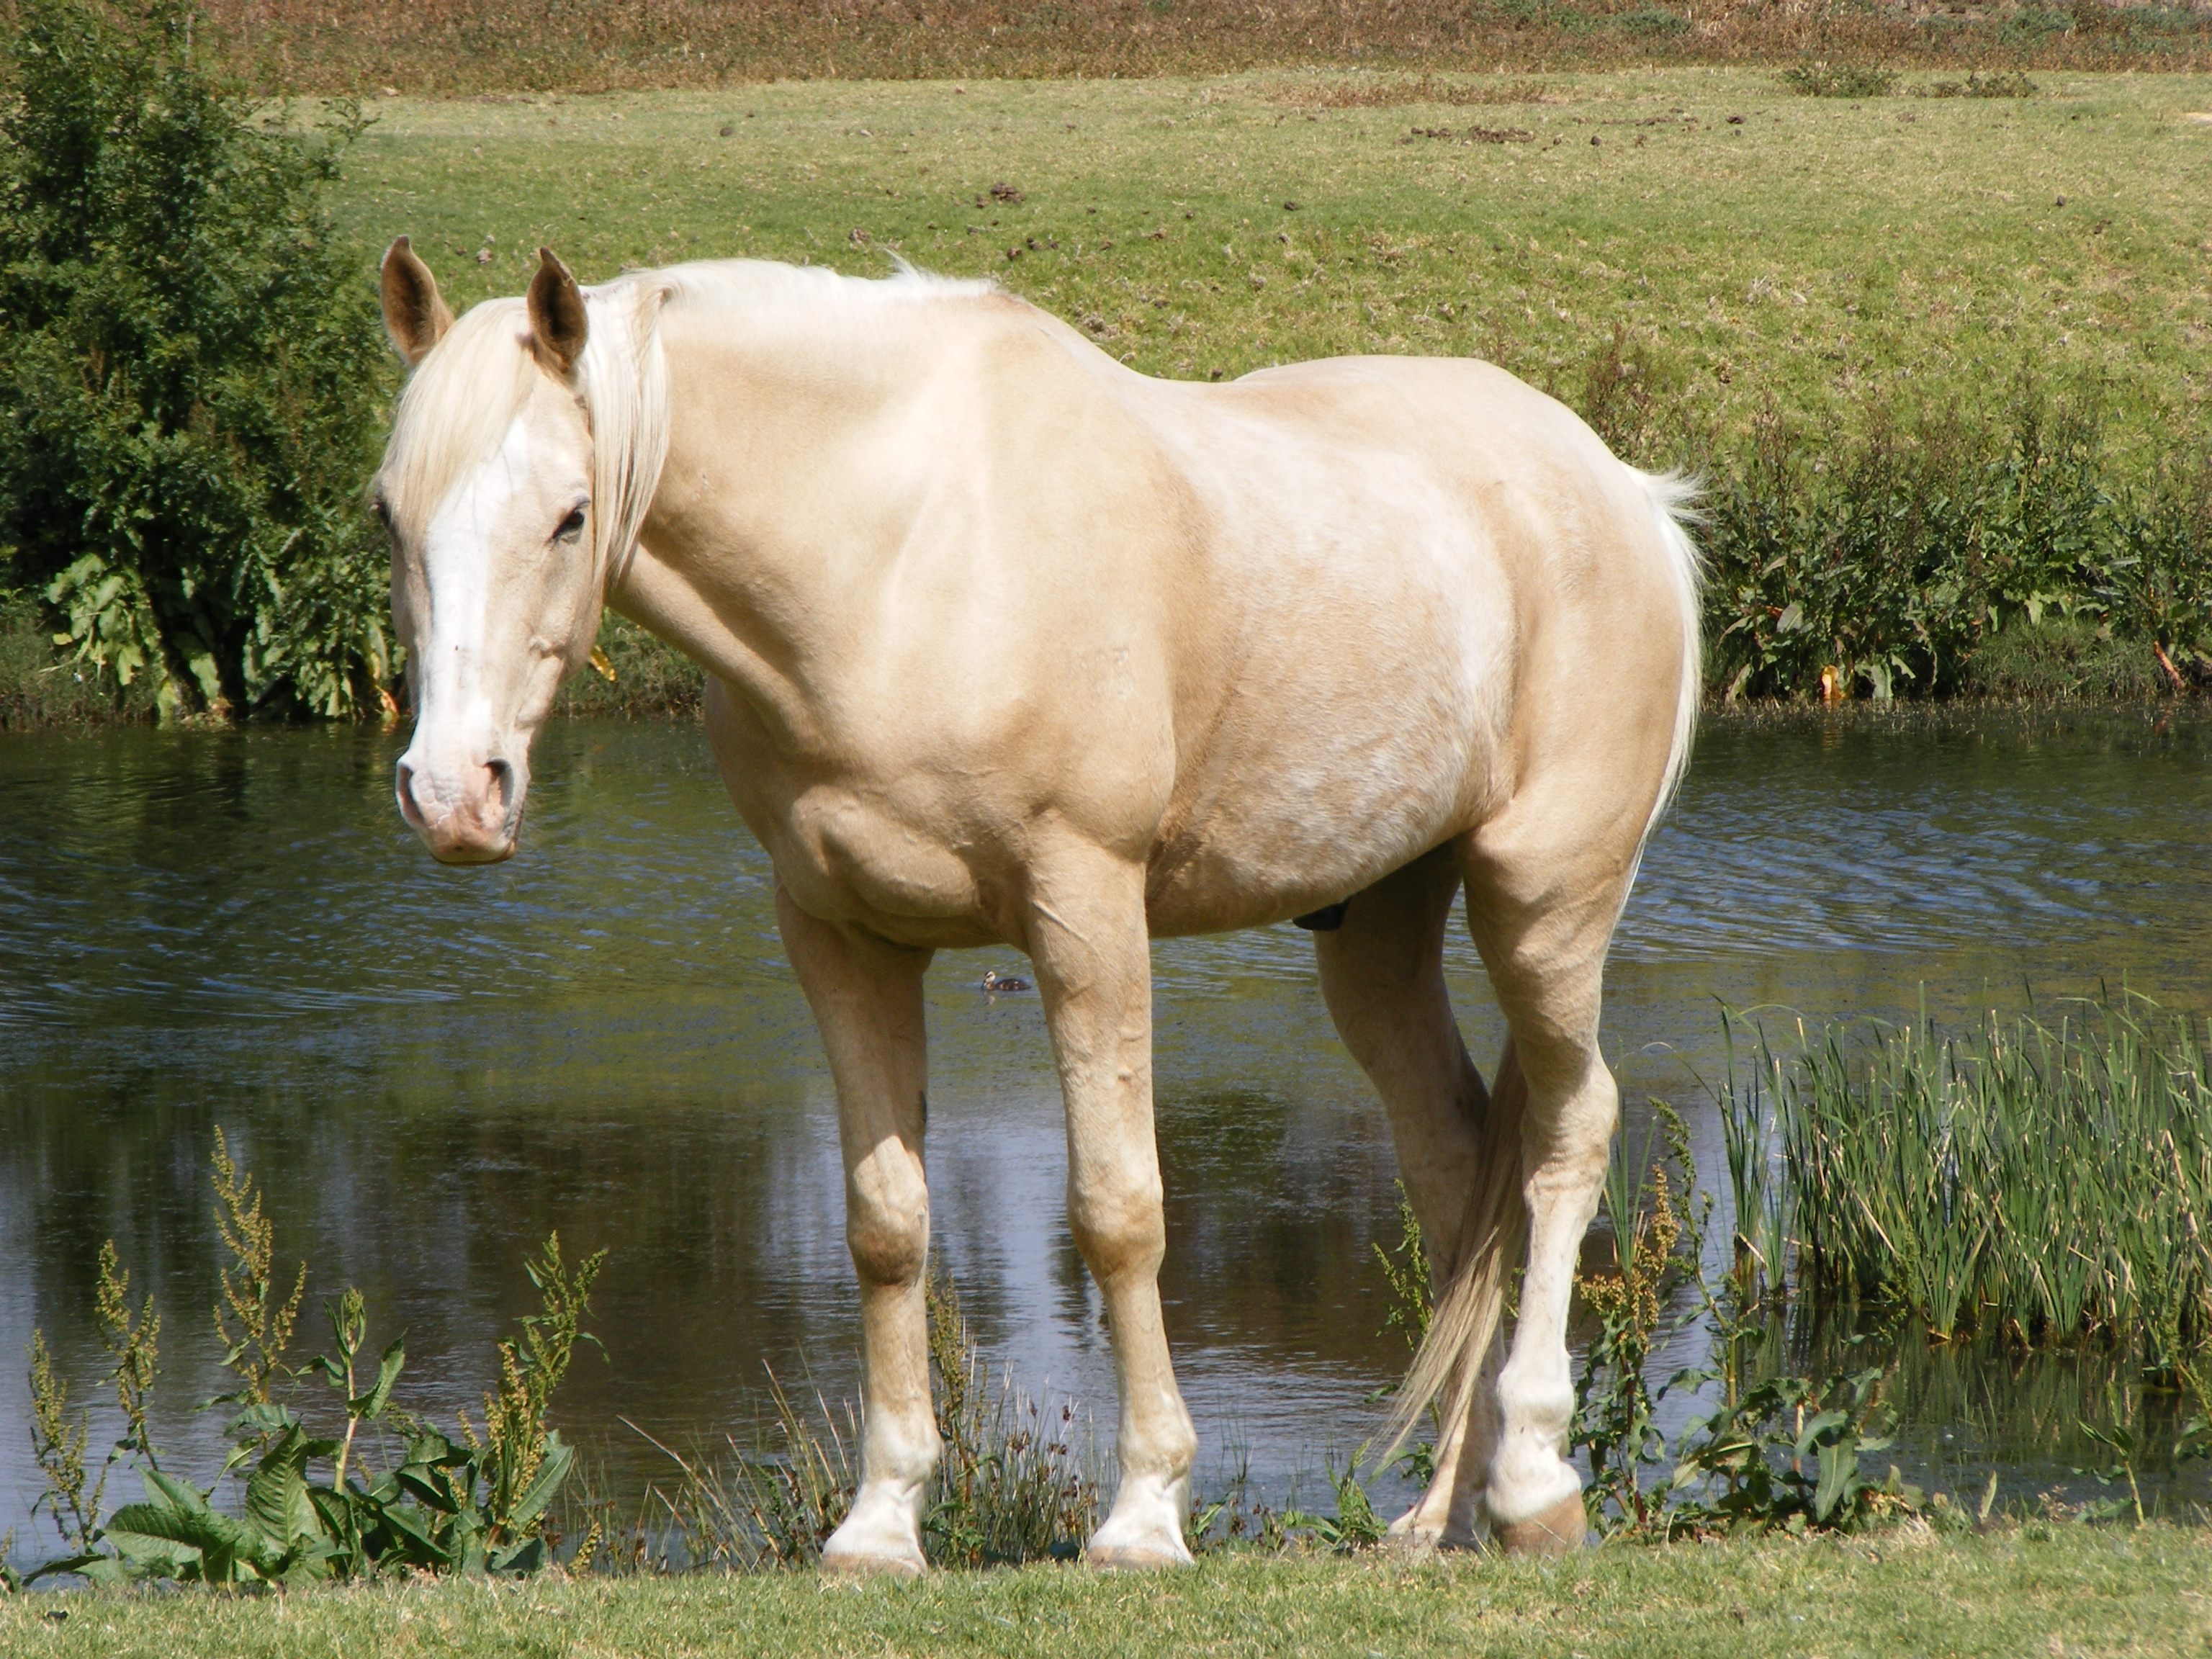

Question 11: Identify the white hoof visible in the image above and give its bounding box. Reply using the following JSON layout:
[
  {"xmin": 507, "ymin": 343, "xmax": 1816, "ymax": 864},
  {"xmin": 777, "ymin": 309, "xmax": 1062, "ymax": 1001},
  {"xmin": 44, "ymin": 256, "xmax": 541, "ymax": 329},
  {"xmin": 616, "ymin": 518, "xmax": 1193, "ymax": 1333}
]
[
  {"xmin": 1085, "ymin": 1471, "xmax": 1194, "ymax": 1570},
  {"xmin": 1488, "ymin": 1429, "xmax": 1583, "ymax": 1524},
  {"xmin": 1387, "ymin": 1502, "xmax": 1444, "ymax": 1547},
  {"xmin": 821, "ymin": 1480, "xmax": 927, "ymax": 1577}
]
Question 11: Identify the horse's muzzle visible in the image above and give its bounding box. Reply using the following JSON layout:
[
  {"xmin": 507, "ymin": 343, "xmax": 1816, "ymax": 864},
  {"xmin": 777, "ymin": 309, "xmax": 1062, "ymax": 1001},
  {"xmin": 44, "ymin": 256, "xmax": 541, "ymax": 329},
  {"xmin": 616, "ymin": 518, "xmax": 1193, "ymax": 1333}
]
[{"xmin": 395, "ymin": 753, "xmax": 518, "ymax": 864}]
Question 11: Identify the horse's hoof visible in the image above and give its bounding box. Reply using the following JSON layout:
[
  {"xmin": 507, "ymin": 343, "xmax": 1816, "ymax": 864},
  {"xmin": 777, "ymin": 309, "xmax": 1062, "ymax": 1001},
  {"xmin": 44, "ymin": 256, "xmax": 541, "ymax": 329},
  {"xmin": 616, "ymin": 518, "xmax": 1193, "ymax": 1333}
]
[
  {"xmin": 1085, "ymin": 1473, "xmax": 1195, "ymax": 1570},
  {"xmin": 1492, "ymin": 1493, "xmax": 1589, "ymax": 1557},
  {"xmin": 1084, "ymin": 1542, "xmax": 1192, "ymax": 1571},
  {"xmin": 1380, "ymin": 1528, "xmax": 1439, "ymax": 1560},
  {"xmin": 819, "ymin": 1546, "xmax": 925, "ymax": 1578}
]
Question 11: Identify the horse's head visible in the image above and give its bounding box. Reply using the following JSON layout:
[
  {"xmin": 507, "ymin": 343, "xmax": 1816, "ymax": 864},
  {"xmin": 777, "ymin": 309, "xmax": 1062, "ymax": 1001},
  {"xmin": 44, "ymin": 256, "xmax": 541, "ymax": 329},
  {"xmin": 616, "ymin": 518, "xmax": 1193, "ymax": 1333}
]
[{"xmin": 373, "ymin": 239, "xmax": 616, "ymax": 864}]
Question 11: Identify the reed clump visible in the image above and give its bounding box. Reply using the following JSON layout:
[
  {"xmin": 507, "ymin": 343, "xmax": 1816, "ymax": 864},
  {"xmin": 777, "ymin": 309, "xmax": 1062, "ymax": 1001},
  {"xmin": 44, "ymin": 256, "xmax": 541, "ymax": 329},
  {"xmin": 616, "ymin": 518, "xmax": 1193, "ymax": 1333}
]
[{"xmin": 1722, "ymin": 994, "xmax": 2212, "ymax": 1374}]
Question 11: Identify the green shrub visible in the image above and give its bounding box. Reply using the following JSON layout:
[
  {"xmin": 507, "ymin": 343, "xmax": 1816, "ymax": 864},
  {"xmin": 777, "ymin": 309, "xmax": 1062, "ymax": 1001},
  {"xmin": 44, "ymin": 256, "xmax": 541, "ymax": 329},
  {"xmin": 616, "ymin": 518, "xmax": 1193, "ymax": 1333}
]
[
  {"xmin": 0, "ymin": 0, "xmax": 394, "ymax": 721},
  {"xmin": 1780, "ymin": 62, "xmax": 1899, "ymax": 98},
  {"xmin": 1700, "ymin": 387, "xmax": 2212, "ymax": 702}
]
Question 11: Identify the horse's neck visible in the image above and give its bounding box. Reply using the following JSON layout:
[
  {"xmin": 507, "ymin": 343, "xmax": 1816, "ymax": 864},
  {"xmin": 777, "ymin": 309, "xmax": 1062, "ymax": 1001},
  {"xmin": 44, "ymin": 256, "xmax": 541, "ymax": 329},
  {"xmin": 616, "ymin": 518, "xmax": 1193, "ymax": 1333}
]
[{"xmin": 613, "ymin": 292, "xmax": 974, "ymax": 733}]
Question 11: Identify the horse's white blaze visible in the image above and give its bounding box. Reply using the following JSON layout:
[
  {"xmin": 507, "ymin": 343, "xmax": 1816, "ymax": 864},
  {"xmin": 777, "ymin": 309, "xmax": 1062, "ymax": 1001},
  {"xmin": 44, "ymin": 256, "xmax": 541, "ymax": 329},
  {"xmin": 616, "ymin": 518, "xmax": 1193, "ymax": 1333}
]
[
  {"xmin": 392, "ymin": 415, "xmax": 544, "ymax": 860},
  {"xmin": 374, "ymin": 251, "xmax": 1702, "ymax": 1570}
]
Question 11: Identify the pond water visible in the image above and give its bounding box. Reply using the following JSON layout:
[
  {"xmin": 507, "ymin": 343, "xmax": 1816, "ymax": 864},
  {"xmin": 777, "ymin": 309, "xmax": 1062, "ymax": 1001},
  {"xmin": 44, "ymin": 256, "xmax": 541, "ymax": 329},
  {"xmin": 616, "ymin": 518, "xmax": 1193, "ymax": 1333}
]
[{"xmin": 4, "ymin": 706, "xmax": 2211, "ymax": 1558}]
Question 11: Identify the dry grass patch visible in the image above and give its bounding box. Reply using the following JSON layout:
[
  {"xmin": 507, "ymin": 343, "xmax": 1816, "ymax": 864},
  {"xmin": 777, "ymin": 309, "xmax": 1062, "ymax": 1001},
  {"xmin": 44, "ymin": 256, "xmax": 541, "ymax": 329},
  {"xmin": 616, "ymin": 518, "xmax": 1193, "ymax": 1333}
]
[{"xmin": 128, "ymin": 0, "xmax": 2212, "ymax": 96}]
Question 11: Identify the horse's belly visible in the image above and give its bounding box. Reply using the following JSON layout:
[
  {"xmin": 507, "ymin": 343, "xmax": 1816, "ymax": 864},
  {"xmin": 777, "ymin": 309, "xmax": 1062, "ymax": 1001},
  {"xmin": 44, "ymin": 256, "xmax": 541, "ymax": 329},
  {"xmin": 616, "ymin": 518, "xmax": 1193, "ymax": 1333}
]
[{"xmin": 1144, "ymin": 708, "xmax": 1491, "ymax": 937}]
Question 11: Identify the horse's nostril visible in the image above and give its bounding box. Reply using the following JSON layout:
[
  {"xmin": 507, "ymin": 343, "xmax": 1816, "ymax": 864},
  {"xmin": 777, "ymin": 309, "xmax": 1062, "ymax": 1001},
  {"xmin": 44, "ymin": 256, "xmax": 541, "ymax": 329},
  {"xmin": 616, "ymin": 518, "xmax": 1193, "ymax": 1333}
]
[{"xmin": 394, "ymin": 758, "xmax": 427, "ymax": 830}]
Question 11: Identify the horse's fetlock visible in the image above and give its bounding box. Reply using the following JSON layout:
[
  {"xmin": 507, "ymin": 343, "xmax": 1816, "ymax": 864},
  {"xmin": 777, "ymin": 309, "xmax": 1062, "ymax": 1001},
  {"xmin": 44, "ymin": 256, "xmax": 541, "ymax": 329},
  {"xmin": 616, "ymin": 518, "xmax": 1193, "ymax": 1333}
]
[{"xmin": 1496, "ymin": 1364, "xmax": 1573, "ymax": 1443}]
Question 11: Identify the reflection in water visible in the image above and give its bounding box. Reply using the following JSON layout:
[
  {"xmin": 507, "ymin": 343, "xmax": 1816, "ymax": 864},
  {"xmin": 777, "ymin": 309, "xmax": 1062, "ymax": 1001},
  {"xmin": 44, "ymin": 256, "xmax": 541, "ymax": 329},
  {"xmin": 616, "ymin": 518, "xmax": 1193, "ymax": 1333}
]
[{"xmin": 4, "ymin": 708, "xmax": 2210, "ymax": 1546}]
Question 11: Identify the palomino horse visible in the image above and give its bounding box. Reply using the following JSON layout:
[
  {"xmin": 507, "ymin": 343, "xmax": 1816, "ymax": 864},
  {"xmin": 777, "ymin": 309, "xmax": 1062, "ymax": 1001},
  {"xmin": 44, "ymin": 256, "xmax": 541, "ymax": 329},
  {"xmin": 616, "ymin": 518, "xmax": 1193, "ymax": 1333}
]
[{"xmin": 373, "ymin": 240, "xmax": 1701, "ymax": 1572}]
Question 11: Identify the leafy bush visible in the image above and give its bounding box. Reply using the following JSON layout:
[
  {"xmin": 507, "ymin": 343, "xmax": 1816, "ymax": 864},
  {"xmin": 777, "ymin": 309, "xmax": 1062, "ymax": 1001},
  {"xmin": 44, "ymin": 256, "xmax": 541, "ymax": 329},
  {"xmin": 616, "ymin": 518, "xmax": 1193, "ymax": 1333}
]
[
  {"xmin": 1700, "ymin": 387, "xmax": 2212, "ymax": 702},
  {"xmin": 0, "ymin": 0, "xmax": 394, "ymax": 721}
]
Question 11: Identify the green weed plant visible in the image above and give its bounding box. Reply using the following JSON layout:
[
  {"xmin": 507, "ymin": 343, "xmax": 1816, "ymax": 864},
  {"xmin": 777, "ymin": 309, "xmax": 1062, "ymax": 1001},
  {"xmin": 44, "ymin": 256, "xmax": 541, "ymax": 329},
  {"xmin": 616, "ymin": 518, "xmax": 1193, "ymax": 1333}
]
[
  {"xmin": 1779, "ymin": 63, "xmax": 1899, "ymax": 99},
  {"xmin": 640, "ymin": 1269, "xmax": 1098, "ymax": 1570},
  {"xmin": 14, "ymin": 1140, "xmax": 604, "ymax": 1587}
]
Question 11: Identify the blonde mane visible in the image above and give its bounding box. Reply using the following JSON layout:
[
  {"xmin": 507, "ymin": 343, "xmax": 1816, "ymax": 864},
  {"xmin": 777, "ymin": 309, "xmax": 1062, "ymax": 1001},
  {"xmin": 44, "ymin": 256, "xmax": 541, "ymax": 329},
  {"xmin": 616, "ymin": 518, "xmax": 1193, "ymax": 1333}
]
[{"xmin": 381, "ymin": 259, "xmax": 996, "ymax": 590}]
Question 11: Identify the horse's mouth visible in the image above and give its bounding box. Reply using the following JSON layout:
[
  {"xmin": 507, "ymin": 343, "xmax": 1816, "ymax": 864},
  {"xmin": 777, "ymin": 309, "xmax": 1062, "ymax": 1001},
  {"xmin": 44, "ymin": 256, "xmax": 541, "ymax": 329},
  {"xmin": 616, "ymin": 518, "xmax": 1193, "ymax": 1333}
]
[{"xmin": 396, "ymin": 755, "xmax": 521, "ymax": 864}]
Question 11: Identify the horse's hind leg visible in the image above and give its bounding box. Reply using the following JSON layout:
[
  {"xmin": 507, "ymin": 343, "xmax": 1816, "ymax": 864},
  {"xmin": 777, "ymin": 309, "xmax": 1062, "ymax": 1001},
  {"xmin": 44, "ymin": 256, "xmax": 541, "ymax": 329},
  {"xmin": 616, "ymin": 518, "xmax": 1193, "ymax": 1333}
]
[
  {"xmin": 1455, "ymin": 806, "xmax": 1646, "ymax": 1555},
  {"xmin": 1313, "ymin": 845, "xmax": 1509, "ymax": 1548}
]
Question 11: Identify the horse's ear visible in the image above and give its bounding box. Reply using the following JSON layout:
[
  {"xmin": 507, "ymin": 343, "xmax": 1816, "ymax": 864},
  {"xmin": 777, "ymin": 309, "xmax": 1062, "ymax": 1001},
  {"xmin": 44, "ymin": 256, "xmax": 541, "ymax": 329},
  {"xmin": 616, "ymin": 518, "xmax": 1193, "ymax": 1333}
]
[
  {"xmin": 527, "ymin": 248, "xmax": 588, "ymax": 377},
  {"xmin": 379, "ymin": 236, "xmax": 452, "ymax": 367}
]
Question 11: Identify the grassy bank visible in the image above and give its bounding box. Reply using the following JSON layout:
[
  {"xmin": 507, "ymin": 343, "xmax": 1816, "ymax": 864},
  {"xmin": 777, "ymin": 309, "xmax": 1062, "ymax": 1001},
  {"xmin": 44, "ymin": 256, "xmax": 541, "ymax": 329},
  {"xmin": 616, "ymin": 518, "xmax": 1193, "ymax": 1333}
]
[
  {"xmin": 336, "ymin": 68, "xmax": 2211, "ymax": 450},
  {"xmin": 183, "ymin": 0, "xmax": 2212, "ymax": 97},
  {"xmin": 335, "ymin": 68, "xmax": 2212, "ymax": 701},
  {"xmin": 6, "ymin": 1527, "xmax": 2209, "ymax": 1657},
  {"xmin": 11, "ymin": 67, "xmax": 2212, "ymax": 724},
  {"xmin": 0, "ymin": 602, "xmax": 694, "ymax": 728}
]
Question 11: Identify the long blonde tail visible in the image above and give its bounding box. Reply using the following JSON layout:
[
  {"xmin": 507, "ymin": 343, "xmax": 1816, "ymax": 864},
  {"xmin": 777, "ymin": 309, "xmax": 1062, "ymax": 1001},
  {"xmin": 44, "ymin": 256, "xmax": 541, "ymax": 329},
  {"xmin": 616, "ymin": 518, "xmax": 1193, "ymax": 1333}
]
[{"xmin": 1377, "ymin": 1039, "xmax": 1531, "ymax": 1466}]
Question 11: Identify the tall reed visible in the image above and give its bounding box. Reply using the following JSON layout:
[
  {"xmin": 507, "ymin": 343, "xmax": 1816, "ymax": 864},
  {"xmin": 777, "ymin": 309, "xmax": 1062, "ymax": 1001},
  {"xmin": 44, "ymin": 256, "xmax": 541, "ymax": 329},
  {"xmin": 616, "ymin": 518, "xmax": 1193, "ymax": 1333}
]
[{"xmin": 1720, "ymin": 994, "xmax": 2212, "ymax": 1373}]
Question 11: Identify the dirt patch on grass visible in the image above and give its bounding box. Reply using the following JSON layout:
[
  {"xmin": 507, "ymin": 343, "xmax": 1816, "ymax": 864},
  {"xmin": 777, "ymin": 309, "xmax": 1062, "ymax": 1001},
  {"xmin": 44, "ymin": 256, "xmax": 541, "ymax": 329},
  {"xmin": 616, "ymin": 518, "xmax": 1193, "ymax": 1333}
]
[{"xmin": 1264, "ymin": 74, "xmax": 1565, "ymax": 109}]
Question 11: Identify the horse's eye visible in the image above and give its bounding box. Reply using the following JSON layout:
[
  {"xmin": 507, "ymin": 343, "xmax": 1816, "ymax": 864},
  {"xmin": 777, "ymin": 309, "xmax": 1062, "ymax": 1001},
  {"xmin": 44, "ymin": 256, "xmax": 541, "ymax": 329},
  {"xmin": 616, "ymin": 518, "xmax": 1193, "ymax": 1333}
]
[
  {"xmin": 370, "ymin": 496, "xmax": 392, "ymax": 527},
  {"xmin": 554, "ymin": 505, "xmax": 588, "ymax": 542}
]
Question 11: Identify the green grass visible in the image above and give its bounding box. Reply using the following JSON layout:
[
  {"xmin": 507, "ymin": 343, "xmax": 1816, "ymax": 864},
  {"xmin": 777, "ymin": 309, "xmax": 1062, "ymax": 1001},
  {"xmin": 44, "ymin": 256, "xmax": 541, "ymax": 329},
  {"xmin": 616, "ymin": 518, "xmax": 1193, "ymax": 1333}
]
[
  {"xmin": 331, "ymin": 67, "xmax": 2212, "ymax": 465},
  {"xmin": 323, "ymin": 68, "xmax": 2212, "ymax": 705},
  {"xmin": 6, "ymin": 1526, "xmax": 2209, "ymax": 1656}
]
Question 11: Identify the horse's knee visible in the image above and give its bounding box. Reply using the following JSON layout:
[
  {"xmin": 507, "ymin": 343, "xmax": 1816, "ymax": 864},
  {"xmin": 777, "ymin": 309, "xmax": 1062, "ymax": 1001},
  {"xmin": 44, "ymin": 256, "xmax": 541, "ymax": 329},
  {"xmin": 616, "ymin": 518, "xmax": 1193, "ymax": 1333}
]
[
  {"xmin": 1066, "ymin": 1177, "xmax": 1165, "ymax": 1282},
  {"xmin": 846, "ymin": 1145, "xmax": 929, "ymax": 1287}
]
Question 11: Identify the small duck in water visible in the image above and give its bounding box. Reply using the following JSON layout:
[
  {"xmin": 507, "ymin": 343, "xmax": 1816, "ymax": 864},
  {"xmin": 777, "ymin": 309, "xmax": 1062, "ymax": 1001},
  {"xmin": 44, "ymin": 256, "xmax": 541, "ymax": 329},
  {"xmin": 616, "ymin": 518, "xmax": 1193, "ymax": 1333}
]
[{"xmin": 980, "ymin": 969, "xmax": 1032, "ymax": 994}]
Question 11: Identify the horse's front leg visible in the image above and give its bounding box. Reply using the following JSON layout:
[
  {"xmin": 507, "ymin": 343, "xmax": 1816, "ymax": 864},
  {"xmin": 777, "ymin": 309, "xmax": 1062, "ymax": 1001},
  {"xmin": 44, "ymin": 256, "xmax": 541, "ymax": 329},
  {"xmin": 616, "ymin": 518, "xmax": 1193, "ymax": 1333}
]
[
  {"xmin": 1027, "ymin": 849, "xmax": 1197, "ymax": 1569},
  {"xmin": 776, "ymin": 884, "xmax": 938, "ymax": 1575}
]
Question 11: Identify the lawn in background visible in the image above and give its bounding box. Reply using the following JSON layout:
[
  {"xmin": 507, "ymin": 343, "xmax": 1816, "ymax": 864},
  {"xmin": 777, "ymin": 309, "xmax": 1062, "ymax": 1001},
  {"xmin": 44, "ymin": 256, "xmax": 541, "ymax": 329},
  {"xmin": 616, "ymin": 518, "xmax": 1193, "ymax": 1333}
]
[{"xmin": 333, "ymin": 68, "xmax": 2212, "ymax": 470}]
